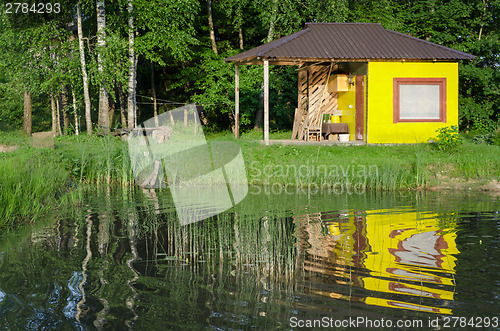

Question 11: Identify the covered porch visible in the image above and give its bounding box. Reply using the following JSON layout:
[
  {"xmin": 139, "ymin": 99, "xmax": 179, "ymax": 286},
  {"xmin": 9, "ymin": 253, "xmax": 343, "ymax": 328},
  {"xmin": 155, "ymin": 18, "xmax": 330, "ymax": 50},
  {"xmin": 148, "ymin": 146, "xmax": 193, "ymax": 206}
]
[{"xmin": 227, "ymin": 58, "xmax": 367, "ymax": 146}]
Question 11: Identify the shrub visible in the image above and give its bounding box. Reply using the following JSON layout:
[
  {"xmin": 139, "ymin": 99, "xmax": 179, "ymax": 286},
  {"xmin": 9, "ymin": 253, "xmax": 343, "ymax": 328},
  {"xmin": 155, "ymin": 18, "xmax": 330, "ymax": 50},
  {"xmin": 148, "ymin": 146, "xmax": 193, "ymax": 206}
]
[
  {"xmin": 433, "ymin": 125, "xmax": 462, "ymax": 152},
  {"xmin": 472, "ymin": 133, "xmax": 493, "ymax": 144}
]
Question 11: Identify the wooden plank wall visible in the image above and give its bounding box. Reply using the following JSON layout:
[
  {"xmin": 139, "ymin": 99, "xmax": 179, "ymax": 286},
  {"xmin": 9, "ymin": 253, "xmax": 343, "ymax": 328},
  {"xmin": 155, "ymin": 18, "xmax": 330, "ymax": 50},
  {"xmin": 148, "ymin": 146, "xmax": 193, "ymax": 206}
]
[
  {"xmin": 292, "ymin": 65, "xmax": 339, "ymax": 140},
  {"xmin": 292, "ymin": 69, "xmax": 309, "ymax": 140}
]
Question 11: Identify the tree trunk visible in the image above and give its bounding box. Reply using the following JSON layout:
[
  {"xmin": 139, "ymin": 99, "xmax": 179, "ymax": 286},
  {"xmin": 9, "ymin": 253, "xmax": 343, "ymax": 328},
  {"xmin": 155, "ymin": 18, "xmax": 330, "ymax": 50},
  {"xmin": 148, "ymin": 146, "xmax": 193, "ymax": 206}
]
[
  {"xmin": 238, "ymin": 26, "xmax": 244, "ymax": 50},
  {"xmin": 150, "ymin": 61, "xmax": 158, "ymax": 126},
  {"xmin": 71, "ymin": 86, "xmax": 79, "ymax": 135},
  {"xmin": 51, "ymin": 94, "xmax": 57, "ymax": 136},
  {"xmin": 97, "ymin": 0, "xmax": 109, "ymax": 133},
  {"xmin": 56, "ymin": 95, "xmax": 63, "ymax": 136},
  {"xmin": 108, "ymin": 93, "xmax": 115, "ymax": 128},
  {"xmin": 127, "ymin": 0, "xmax": 137, "ymax": 129},
  {"xmin": 23, "ymin": 91, "xmax": 32, "ymax": 136},
  {"xmin": 77, "ymin": 2, "xmax": 92, "ymax": 135},
  {"xmin": 207, "ymin": 0, "xmax": 218, "ymax": 54},
  {"xmin": 266, "ymin": 0, "xmax": 278, "ymax": 43},
  {"xmin": 62, "ymin": 86, "xmax": 70, "ymax": 135},
  {"xmin": 478, "ymin": 0, "xmax": 487, "ymax": 40},
  {"xmin": 117, "ymin": 82, "xmax": 127, "ymax": 128}
]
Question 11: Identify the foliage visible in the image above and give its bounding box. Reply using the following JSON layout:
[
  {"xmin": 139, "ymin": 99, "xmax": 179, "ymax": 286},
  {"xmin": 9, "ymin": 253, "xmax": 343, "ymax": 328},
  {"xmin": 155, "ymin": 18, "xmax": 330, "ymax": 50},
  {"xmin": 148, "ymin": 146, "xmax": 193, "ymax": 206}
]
[
  {"xmin": 135, "ymin": 0, "xmax": 200, "ymax": 64},
  {"xmin": 472, "ymin": 131, "xmax": 500, "ymax": 146},
  {"xmin": 0, "ymin": 0, "xmax": 499, "ymax": 134},
  {"xmin": 433, "ymin": 125, "xmax": 463, "ymax": 152}
]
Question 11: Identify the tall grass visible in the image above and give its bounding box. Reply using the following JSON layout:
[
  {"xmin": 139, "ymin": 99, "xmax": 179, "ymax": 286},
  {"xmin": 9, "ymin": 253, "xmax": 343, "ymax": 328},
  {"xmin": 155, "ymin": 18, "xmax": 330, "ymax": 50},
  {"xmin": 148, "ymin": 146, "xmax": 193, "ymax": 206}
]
[
  {"xmin": 57, "ymin": 134, "xmax": 134, "ymax": 187},
  {"xmin": 0, "ymin": 149, "xmax": 69, "ymax": 229}
]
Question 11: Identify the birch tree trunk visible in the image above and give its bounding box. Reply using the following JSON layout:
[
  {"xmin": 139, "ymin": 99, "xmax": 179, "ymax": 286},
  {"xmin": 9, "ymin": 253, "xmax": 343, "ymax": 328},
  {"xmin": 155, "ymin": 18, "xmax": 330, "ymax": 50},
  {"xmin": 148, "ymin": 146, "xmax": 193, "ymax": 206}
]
[
  {"xmin": 207, "ymin": 0, "xmax": 218, "ymax": 54},
  {"xmin": 56, "ymin": 95, "xmax": 63, "ymax": 136},
  {"xmin": 23, "ymin": 91, "xmax": 32, "ymax": 136},
  {"xmin": 266, "ymin": 0, "xmax": 278, "ymax": 43},
  {"xmin": 97, "ymin": 0, "xmax": 109, "ymax": 132},
  {"xmin": 77, "ymin": 2, "xmax": 92, "ymax": 135},
  {"xmin": 72, "ymin": 86, "xmax": 79, "ymax": 135},
  {"xmin": 51, "ymin": 94, "xmax": 57, "ymax": 136},
  {"xmin": 62, "ymin": 86, "xmax": 70, "ymax": 135},
  {"xmin": 117, "ymin": 82, "xmax": 127, "ymax": 128},
  {"xmin": 127, "ymin": 0, "xmax": 137, "ymax": 129},
  {"xmin": 238, "ymin": 26, "xmax": 244, "ymax": 50}
]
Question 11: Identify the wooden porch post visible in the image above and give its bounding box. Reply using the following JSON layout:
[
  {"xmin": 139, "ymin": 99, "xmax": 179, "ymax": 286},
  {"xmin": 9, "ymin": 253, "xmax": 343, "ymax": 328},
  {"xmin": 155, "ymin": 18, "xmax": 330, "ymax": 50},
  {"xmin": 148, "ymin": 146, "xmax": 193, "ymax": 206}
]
[
  {"xmin": 263, "ymin": 60, "xmax": 269, "ymax": 145},
  {"xmin": 235, "ymin": 64, "xmax": 240, "ymax": 139}
]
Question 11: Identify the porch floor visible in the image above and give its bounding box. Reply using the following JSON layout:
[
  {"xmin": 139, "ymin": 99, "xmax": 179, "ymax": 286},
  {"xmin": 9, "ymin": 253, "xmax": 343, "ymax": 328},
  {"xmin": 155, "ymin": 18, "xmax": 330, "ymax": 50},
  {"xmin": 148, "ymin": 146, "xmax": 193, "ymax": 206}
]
[{"xmin": 259, "ymin": 139, "xmax": 366, "ymax": 146}]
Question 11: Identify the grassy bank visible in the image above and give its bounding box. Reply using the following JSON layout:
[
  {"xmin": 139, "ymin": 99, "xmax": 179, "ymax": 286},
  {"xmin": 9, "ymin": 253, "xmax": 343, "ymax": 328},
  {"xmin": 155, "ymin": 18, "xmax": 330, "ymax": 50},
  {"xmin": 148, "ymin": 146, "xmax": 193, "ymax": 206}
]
[
  {"xmin": 0, "ymin": 147, "xmax": 70, "ymax": 228},
  {"xmin": 214, "ymin": 130, "xmax": 500, "ymax": 191},
  {"xmin": 0, "ymin": 129, "xmax": 499, "ymax": 229},
  {"xmin": 0, "ymin": 132, "xmax": 134, "ymax": 229}
]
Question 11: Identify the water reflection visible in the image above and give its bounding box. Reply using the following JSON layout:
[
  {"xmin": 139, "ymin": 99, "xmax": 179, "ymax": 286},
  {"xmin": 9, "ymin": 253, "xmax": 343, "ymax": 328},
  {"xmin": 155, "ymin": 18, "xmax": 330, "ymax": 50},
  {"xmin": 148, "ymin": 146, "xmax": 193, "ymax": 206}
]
[
  {"xmin": 0, "ymin": 189, "xmax": 498, "ymax": 330},
  {"xmin": 297, "ymin": 209, "xmax": 458, "ymax": 315}
]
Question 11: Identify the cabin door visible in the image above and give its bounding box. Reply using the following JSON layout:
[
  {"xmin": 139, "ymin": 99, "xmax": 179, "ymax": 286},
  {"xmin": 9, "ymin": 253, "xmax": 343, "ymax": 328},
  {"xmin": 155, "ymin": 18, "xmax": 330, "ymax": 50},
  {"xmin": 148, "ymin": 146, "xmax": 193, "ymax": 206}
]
[{"xmin": 355, "ymin": 75, "xmax": 365, "ymax": 140}]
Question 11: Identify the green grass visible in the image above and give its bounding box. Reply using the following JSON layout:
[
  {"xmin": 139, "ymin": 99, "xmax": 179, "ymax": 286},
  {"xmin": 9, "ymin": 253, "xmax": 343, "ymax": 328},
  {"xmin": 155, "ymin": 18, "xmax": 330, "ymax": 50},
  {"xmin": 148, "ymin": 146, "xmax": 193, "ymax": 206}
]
[
  {"xmin": 207, "ymin": 130, "xmax": 500, "ymax": 191},
  {"xmin": 0, "ymin": 129, "xmax": 498, "ymax": 229},
  {"xmin": 0, "ymin": 147, "xmax": 70, "ymax": 229}
]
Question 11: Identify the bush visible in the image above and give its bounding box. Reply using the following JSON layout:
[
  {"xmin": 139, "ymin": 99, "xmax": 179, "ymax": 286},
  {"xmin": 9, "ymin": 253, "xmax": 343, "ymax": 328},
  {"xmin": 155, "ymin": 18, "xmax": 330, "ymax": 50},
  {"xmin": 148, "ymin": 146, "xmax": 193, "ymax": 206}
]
[
  {"xmin": 472, "ymin": 133, "xmax": 493, "ymax": 144},
  {"xmin": 471, "ymin": 130, "xmax": 500, "ymax": 146},
  {"xmin": 433, "ymin": 125, "xmax": 462, "ymax": 152}
]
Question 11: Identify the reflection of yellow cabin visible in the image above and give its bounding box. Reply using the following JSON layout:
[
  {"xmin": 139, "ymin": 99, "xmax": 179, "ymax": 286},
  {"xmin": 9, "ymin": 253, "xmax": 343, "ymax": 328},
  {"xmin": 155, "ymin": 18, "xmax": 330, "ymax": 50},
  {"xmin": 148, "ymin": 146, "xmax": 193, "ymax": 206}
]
[{"xmin": 326, "ymin": 210, "xmax": 459, "ymax": 314}]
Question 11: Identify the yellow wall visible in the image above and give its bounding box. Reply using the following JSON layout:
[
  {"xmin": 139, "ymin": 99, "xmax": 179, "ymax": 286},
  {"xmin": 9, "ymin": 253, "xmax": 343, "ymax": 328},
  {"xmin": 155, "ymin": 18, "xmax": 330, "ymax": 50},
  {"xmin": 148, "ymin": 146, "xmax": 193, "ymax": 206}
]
[
  {"xmin": 337, "ymin": 79, "xmax": 356, "ymax": 140},
  {"xmin": 367, "ymin": 62, "xmax": 459, "ymax": 143}
]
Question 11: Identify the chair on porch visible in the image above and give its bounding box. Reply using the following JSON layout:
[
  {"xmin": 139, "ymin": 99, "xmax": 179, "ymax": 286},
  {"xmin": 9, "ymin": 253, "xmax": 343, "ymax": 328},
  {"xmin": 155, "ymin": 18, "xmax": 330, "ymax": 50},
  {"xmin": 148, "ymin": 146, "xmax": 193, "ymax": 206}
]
[{"xmin": 305, "ymin": 125, "xmax": 322, "ymax": 141}]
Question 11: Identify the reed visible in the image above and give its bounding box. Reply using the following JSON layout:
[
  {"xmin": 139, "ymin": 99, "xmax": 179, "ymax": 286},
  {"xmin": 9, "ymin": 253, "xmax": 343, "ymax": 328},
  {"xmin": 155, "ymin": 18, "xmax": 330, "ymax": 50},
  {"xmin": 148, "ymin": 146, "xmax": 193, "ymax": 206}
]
[
  {"xmin": 57, "ymin": 134, "xmax": 134, "ymax": 186},
  {"xmin": 0, "ymin": 148, "xmax": 69, "ymax": 229}
]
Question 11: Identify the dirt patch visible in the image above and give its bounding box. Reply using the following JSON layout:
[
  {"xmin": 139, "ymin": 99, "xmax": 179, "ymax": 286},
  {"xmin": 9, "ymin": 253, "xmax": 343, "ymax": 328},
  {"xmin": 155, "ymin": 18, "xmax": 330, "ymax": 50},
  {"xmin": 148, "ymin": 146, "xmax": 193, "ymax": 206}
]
[
  {"xmin": 428, "ymin": 177, "xmax": 500, "ymax": 195},
  {"xmin": 0, "ymin": 144, "xmax": 18, "ymax": 153}
]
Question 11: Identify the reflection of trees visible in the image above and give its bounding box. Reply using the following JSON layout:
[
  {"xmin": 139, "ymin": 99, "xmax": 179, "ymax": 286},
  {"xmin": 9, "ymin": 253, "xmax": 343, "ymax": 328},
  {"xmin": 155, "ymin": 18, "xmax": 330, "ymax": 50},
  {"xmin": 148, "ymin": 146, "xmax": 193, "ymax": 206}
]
[
  {"xmin": 125, "ymin": 212, "xmax": 139, "ymax": 328},
  {"xmin": 76, "ymin": 211, "xmax": 92, "ymax": 323},
  {"xmin": 94, "ymin": 192, "xmax": 111, "ymax": 330}
]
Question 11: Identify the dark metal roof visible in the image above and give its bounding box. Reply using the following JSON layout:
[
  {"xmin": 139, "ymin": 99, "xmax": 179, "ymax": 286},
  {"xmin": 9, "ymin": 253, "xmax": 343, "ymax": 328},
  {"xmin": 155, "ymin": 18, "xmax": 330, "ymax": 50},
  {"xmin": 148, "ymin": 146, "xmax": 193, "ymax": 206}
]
[{"xmin": 224, "ymin": 23, "xmax": 475, "ymax": 63}]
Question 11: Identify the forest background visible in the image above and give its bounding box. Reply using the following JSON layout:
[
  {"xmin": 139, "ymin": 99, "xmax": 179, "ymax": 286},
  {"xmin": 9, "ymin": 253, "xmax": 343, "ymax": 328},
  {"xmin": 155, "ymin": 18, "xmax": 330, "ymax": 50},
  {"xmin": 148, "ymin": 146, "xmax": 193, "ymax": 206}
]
[{"xmin": 0, "ymin": 0, "xmax": 498, "ymax": 136}]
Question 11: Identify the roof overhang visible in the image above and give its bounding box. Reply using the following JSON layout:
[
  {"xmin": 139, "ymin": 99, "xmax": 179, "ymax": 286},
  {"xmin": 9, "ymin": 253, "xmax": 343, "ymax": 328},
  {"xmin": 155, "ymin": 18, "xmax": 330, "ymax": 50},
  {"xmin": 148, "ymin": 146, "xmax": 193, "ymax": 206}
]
[
  {"xmin": 224, "ymin": 22, "xmax": 476, "ymax": 65},
  {"xmin": 229, "ymin": 57, "xmax": 463, "ymax": 66}
]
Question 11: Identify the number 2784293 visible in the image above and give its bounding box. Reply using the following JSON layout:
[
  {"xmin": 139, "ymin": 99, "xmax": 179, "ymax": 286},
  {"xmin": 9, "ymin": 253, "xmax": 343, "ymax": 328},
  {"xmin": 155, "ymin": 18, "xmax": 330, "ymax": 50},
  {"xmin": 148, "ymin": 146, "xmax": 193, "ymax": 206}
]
[{"xmin": 5, "ymin": 3, "xmax": 61, "ymax": 14}]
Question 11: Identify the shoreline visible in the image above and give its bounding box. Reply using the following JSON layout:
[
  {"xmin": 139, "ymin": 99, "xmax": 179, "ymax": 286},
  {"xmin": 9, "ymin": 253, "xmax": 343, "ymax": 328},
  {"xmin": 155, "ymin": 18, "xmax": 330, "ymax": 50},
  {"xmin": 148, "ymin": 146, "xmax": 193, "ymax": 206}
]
[{"xmin": 0, "ymin": 131, "xmax": 498, "ymax": 228}]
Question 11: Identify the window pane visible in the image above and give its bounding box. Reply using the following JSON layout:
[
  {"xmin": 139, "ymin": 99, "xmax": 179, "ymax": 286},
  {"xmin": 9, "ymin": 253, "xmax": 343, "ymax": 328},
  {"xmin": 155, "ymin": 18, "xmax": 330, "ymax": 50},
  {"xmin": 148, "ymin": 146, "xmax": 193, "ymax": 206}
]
[{"xmin": 399, "ymin": 84, "xmax": 440, "ymax": 119}]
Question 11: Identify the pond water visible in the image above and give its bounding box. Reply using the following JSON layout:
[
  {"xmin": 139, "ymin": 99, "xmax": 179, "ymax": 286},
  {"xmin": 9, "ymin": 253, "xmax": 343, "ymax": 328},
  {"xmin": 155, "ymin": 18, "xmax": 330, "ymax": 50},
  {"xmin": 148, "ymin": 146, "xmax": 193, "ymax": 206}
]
[{"xmin": 0, "ymin": 188, "xmax": 499, "ymax": 330}]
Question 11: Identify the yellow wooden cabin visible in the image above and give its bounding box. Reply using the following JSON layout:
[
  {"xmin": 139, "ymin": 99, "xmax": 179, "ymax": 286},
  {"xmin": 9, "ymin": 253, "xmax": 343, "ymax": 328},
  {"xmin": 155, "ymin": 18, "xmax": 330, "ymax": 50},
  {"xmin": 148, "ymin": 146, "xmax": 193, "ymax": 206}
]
[{"xmin": 224, "ymin": 23, "xmax": 475, "ymax": 144}]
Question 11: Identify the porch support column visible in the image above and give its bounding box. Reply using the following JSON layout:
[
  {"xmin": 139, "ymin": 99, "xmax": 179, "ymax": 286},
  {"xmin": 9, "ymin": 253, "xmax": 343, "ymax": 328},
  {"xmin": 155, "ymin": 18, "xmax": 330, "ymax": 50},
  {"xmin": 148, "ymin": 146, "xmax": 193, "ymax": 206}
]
[
  {"xmin": 235, "ymin": 64, "xmax": 240, "ymax": 139},
  {"xmin": 263, "ymin": 60, "xmax": 269, "ymax": 145}
]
